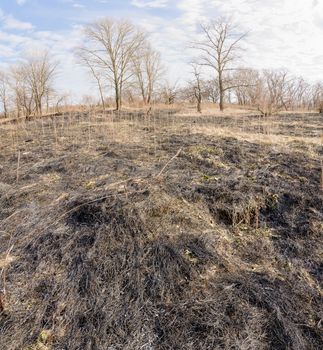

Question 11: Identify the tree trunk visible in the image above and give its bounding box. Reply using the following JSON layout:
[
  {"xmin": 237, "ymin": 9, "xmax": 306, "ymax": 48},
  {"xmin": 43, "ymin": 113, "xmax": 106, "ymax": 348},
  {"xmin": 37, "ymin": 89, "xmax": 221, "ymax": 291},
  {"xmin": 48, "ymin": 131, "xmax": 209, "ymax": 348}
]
[
  {"xmin": 115, "ymin": 85, "xmax": 120, "ymax": 111},
  {"xmin": 219, "ymin": 91, "xmax": 224, "ymax": 111},
  {"xmin": 38, "ymin": 101, "xmax": 42, "ymax": 116},
  {"xmin": 195, "ymin": 89, "xmax": 202, "ymax": 113},
  {"xmin": 119, "ymin": 82, "xmax": 123, "ymax": 110},
  {"xmin": 98, "ymin": 84, "xmax": 105, "ymax": 111},
  {"xmin": 219, "ymin": 73, "xmax": 224, "ymax": 111},
  {"xmin": 3, "ymin": 100, "xmax": 8, "ymax": 118},
  {"xmin": 140, "ymin": 85, "xmax": 146, "ymax": 105},
  {"xmin": 197, "ymin": 98, "xmax": 201, "ymax": 113}
]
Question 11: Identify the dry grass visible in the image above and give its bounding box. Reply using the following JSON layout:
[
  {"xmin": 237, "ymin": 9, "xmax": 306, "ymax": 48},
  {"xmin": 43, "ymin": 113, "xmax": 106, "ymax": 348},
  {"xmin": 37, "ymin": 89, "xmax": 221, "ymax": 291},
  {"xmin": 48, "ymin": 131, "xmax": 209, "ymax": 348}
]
[
  {"xmin": 0, "ymin": 256, "xmax": 15, "ymax": 271},
  {"xmin": 0, "ymin": 109, "xmax": 322, "ymax": 349}
]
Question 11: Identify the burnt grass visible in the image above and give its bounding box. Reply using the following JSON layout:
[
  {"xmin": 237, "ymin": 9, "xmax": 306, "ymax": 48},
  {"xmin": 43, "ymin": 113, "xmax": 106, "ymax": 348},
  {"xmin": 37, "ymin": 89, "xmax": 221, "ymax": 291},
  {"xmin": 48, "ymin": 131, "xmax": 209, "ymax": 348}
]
[{"xmin": 0, "ymin": 112, "xmax": 322, "ymax": 349}]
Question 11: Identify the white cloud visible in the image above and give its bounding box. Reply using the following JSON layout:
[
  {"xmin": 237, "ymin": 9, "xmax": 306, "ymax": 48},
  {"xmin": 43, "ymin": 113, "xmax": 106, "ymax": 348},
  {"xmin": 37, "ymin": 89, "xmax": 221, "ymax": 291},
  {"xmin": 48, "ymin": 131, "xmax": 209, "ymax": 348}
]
[
  {"xmin": 140, "ymin": 0, "xmax": 323, "ymax": 83},
  {"xmin": 0, "ymin": 8, "xmax": 34, "ymax": 30},
  {"xmin": 61, "ymin": 0, "xmax": 86, "ymax": 8},
  {"xmin": 3, "ymin": 15, "xmax": 34, "ymax": 30},
  {"xmin": 16, "ymin": 0, "xmax": 27, "ymax": 5},
  {"xmin": 205, "ymin": 0, "xmax": 323, "ymax": 81},
  {"xmin": 73, "ymin": 3, "xmax": 86, "ymax": 8},
  {"xmin": 131, "ymin": 0, "xmax": 168, "ymax": 8}
]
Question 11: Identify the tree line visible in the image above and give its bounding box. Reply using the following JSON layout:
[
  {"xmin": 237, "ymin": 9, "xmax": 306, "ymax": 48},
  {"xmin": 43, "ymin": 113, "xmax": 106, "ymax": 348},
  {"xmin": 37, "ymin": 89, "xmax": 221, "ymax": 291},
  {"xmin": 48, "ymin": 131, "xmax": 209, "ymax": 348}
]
[{"xmin": 0, "ymin": 17, "xmax": 322, "ymax": 118}]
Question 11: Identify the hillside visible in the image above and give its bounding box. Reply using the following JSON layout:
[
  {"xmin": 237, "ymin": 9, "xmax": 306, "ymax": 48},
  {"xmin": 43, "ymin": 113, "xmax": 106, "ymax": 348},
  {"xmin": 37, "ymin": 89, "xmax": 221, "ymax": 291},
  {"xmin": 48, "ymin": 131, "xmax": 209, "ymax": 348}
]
[{"xmin": 0, "ymin": 111, "xmax": 322, "ymax": 349}]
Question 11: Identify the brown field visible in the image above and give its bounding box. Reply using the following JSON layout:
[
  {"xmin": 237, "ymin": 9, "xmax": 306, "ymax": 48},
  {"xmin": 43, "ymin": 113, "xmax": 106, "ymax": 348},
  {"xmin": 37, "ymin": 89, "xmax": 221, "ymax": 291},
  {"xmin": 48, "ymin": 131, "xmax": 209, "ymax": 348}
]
[{"xmin": 0, "ymin": 109, "xmax": 322, "ymax": 349}]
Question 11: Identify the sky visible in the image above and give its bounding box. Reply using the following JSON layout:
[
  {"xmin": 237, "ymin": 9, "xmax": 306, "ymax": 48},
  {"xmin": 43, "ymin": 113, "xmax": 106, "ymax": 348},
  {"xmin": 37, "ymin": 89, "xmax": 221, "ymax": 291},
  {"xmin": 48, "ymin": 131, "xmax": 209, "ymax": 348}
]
[{"xmin": 0, "ymin": 0, "xmax": 322, "ymax": 102}]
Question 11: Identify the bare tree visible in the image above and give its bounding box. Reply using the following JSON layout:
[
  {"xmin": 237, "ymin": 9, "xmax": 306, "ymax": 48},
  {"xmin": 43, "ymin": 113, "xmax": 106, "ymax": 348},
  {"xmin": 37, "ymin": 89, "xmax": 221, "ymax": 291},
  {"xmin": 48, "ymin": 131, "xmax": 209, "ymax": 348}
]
[
  {"xmin": 192, "ymin": 18, "xmax": 247, "ymax": 111},
  {"xmin": 123, "ymin": 87, "xmax": 136, "ymax": 105},
  {"xmin": 24, "ymin": 51, "xmax": 57, "ymax": 116},
  {"xmin": 9, "ymin": 52, "xmax": 57, "ymax": 118},
  {"xmin": 11, "ymin": 65, "xmax": 33, "ymax": 118},
  {"xmin": 311, "ymin": 83, "xmax": 323, "ymax": 111},
  {"xmin": 185, "ymin": 64, "xmax": 204, "ymax": 112},
  {"xmin": 81, "ymin": 95, "xmax": 97, "ymax": 109},
  {"xmin": 254, "ymin": 69, "xmax": 293, "ymax": 115},
  {"xmin": 231, "ymin": 68, "xmax": 259, "ymax": 106},
  {"xmin": 203, "ymin": 79, "xmax": 219, "ymax": 104},
  {"xmin": 132, "ymin": 44, "xmax": 163, "ymax": 105},
  {"xmin": 80, "ymin": 18, "xmax": 146, "ymax": 110},
  {"xmin": 44, "ymin": 86, "xmax": 56, "ymax": 114},
  {"xmin": 287, "ymin": 77, "xmax": 310, "ymax": 109},
  {"xmin": 52, "ymin": 93, "xmax": 68, "ymax": 114},
  {"xmin": 0, "ymin": 71, "xmax": 9, "ymax": 118},
  {"xmin": 160, "ymin": 81, "xmax": 178, "ymax": 105},
  {"xmin": 77, "ymin": 49, "xmax": 107, "ymax": 110}
]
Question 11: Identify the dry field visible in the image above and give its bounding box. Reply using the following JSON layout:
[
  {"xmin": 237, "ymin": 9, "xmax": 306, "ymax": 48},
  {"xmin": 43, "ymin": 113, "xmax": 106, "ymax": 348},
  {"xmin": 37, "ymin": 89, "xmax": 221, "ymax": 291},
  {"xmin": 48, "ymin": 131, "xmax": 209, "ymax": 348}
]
[{"xmin": 0, "ymin": 110, "xmax": 322, "ymax": 349}]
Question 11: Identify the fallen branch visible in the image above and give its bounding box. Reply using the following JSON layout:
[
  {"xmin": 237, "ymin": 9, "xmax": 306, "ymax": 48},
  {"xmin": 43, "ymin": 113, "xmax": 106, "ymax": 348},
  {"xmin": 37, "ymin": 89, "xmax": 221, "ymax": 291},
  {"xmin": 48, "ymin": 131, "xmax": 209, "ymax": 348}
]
[{"xmin": 156, "ymin": 148, "xmax": 182, "ymax": 178}]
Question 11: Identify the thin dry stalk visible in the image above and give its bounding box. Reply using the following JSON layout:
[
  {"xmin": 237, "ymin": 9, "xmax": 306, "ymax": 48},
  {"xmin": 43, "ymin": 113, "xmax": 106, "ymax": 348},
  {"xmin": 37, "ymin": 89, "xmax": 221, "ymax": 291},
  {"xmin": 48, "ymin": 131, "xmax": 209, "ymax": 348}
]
[
  {"xmin": 0, "ymin": 243, "xmax": 14, "ymax": 313},
  {"xmin": 0, "ymin": 289, "xmax": 4, "ymax": 313},
  {"xmin": 16, "ymin": 150, "xmax": 21, "ymax": 182},
  {"xmin": 1, "ymin": 244, "xmax": 14, "ymax": 293}
]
